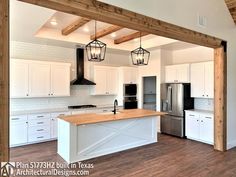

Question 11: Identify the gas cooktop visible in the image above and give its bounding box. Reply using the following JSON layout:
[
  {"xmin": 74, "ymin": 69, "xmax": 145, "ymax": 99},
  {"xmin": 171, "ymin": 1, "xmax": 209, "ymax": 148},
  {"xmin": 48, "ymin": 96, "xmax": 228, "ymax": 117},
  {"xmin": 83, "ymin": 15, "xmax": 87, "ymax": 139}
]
[{"xmin": 68, "ymin": 105, "xmax": 97, "ymax": 109}]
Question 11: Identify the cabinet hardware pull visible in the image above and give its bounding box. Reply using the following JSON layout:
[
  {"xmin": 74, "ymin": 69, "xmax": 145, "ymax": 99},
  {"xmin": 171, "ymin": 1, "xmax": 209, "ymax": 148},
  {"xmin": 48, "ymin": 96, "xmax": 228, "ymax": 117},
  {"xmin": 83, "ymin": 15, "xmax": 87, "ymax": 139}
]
[
  {"xmin": 37, "ymin": 122, "xmax": 44, "ymax": 124},
  {"xmin": 205, "ymin": 117, "xmax": 212, "ymax": 119},
  {"xmin": 48, "ymin": 94, "xmax": 50, "ymax": 96},
  {"xmin": 26, "ymin": 94, "xmax": 29, "ymax": 96},
  {"xmin": 201, "ymin": 120, "xmax": 203, "ymax": 122},
  {"xmin": 37, "ymin": 136, "xmax": 44, "ymax": 139},
  {"xmin": 11, "ymin": 118, "xmax": 20, "ymax": 120},
  {"xmin": 37, "ymin": 129, "xmax": 44, "ymax": 131},
  {"xmin": 59, "ymin": 114, "xmax": 65, "ymax": 116},
  {"xmin": 37, "ymin": 116, "xmax": 44, "ymax": 118},
  {"xmin": 189, "ymin": 114, "xmax": 194, "ymax": 116},
  {"xmin": 197, "ymin": 120, "xmax": 199, "ymax": 122}
]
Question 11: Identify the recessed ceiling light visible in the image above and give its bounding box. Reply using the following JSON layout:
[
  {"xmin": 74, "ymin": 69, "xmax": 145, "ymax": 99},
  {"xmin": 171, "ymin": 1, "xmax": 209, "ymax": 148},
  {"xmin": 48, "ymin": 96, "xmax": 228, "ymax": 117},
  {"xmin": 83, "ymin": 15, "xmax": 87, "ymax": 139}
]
[
  {"xmin": 111, "ymin": 33, "xmax": 116, "ymax": 38},
  {"xmin": 83, "ymin": 27, "xmax": 89, "ymax": 32},
  {"xmin": 50, "ymin": 20, "xmax": 58, "ymax": 26}
]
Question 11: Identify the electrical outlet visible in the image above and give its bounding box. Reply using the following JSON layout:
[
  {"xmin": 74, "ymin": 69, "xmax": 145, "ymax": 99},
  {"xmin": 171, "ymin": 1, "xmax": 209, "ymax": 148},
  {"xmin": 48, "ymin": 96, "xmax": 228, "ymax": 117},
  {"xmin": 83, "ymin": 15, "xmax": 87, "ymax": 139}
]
[{"xmin": 197, "ymin": 14, "xmax": 207, "ymax": 28}]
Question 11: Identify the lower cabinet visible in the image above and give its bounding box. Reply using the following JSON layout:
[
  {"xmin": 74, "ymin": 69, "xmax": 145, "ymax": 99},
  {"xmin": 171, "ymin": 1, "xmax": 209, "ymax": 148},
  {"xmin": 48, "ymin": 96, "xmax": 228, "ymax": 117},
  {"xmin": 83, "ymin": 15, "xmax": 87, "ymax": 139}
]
[
  {"xmin": 185, "ymin": 110, "xmax": 214, "ymax": 145},
  {"xmin": 10, "ymin": 115, "xmax": 28, "ymax": 146},
  {"xmin": 50, "ymin": 112, "xmax": 71, "ymax": 139},
  {"xmin": 10, "ymin": 111, "xmax": 71, "ymax": 147}
]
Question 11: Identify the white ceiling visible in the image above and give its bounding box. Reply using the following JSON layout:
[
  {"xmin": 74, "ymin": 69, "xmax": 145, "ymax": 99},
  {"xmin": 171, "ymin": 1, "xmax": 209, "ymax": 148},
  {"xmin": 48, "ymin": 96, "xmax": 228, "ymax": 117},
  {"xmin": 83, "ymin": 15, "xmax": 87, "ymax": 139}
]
[{"xmin": 10, "ymin": 0, "xmax": 200, "ymax": 51}]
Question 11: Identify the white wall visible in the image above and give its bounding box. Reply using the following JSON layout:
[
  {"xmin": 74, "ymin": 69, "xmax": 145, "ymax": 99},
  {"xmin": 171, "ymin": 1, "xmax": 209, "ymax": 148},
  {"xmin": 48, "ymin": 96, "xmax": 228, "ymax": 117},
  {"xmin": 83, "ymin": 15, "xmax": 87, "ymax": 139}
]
[
  {"xmin": 100, "ymin": 0, "xmax": 236, "ymax": 149},
  {"xmin": 10, "ymin": 41, "xmax": 130, "ymax": 111},
  {"xmin": 172, "ymin": 46, "xmax": 214, "ymax": 64},
  {"xmin": 137, "ymin": 49, "xmax": 161, "ymax": 131}
]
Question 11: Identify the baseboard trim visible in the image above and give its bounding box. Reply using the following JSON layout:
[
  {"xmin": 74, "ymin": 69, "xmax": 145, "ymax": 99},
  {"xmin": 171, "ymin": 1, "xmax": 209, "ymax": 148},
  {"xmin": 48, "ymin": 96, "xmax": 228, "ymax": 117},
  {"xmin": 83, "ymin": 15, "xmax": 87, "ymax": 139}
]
[{"xmin": 227, "ymin": 140, "xmax": 236, "ymax": 150}]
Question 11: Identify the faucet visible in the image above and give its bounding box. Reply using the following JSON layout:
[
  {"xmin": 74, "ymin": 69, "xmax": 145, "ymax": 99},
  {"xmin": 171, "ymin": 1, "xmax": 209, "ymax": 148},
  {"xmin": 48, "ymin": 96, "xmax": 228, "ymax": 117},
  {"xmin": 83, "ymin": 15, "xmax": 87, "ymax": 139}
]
[{"xmin": 113, "ymin": 99, "xmax": 118, "ymax": 114}]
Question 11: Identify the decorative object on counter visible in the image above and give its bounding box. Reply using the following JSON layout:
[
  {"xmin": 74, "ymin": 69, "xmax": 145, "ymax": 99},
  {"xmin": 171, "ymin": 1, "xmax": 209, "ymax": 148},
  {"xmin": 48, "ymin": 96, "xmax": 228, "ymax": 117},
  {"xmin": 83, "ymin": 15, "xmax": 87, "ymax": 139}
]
[
  {"xmin": 131, "ymin": 32, "xmax": 150, "ymax": 66},
  {"xmin": 85, "ymin": 20, "xmax": 106, "ymax": 62}
]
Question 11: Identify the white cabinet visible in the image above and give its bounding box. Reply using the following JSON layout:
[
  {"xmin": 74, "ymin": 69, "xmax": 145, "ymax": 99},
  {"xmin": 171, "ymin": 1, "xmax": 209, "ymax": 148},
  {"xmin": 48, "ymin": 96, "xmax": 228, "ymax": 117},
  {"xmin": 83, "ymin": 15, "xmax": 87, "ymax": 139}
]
[
  {"xmin": 165, "ymin": 64, "xmax": 190, "ymax": 83},
  {"xmin": 190, "ymin": 61, "xmax": 214, "ymax": 98},
  {"xmin": 51, "ymin": 64, "xmax": 71, "ymax": 96},
  {"xmin": 10, "ymin": 59, "xmax": 71, "ymax": 98},
  {"xmin": 29, "ymin": 62, "xmax": 51, "ymax": 97},
  {"xmin": 10, "ymin": 59, "xmax": 29, "ymax": 98},
  {"xmin": 185, "ymin": 110, "xmax": 214, "ymax": 145},
  {"xmin": 50, "ymin": 111, "xmax": 71, "ymax": 139},
  {"xmin": 10, "ymin": 115, "xmax": 28, "ymax": 146},
  {"xmin": 27, "ymin": 113, "xmax": 51, "ymax": 143},
  {"xmin": 119, "ymin": 67, "xmax": 138, "ymax": 84},
  {"xmin": 91, "ymin": 66, "xmax": 118, "ymax": 95}
]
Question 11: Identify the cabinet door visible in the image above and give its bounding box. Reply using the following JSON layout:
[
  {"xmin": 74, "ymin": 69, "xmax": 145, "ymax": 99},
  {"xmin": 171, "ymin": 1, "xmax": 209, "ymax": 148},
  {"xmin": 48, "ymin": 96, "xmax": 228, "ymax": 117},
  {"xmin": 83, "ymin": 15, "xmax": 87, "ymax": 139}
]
[
  {"xmin": 93, "ymin": 66, "xmax": 107, "ymax": 95},
  {"xmin": 28, "ymin": 62, "xmax": 51, "ymax": 97},
  {"xmin": 190, "ymin": 63, "xmax": 205, "ymax": 98},
  {"xmin": 176, "ymin": 64, "xmax": 190, "ymax": 83},
  {"xmin": 185, "ymin": 112, "xmax": 200, "ymax": 140},
  {"xmin": 204, "ymin": 62, "xmax": 214, "ymax": 98},
  {"xmin": 50, "ymin": 118, "xmax": 58, "ymax": 139},
  {"xmin": 107, "ymin": 67, "xmax": 118, "ymax": 95},
  {"xmin": 51, "ymin": 64, "xmax": 70, "ymax": 96},
  {"xmin": 10, "ymin": 122, "xmax": 28, "ymax": 146},
  {"xmin": 200, "ymin": 114, "xmax": 214, "ymax": 144},
  {"xmin": 165, "ymin": 66, "xmax": 177, "ymax": 83},
  {"xmin": 123, "ymin": 67, "xmax": 138, "ymax": 84},
  {"xmin": 10, "ymin": 59, "xmax": 29, "ymax": 98}
]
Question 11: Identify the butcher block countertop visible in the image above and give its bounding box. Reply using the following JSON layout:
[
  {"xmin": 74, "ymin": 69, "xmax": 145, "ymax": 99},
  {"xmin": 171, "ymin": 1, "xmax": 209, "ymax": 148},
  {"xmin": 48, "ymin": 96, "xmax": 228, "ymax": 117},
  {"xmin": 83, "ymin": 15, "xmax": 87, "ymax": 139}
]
[{"xmin": 58, "ymin": 109, "xmax": 167, "ymax": 126}]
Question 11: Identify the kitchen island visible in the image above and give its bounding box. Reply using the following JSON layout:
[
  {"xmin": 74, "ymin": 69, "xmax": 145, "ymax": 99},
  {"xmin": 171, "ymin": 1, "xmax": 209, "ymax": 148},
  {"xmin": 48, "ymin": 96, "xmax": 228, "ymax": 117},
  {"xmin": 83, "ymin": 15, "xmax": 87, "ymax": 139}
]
[{"xmin": 57, "ymin": 109, "xmax": 166, "ymax": 163}]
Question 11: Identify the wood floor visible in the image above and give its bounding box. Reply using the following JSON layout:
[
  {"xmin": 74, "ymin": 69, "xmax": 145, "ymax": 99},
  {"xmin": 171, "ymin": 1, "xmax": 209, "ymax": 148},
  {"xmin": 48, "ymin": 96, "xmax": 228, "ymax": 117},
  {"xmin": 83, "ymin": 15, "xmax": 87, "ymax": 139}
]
[{"xmin": 10, "ymin": 134, "xmax": 236, "ymax": 177}]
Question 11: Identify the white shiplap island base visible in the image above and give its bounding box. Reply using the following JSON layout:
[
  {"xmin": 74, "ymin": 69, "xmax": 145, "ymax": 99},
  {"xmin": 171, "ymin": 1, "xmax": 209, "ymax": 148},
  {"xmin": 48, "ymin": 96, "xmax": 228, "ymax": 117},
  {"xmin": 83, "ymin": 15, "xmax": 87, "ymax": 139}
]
[{"xmin": 57, "ymin": 109, "xmax": 166, "ymax": 163}]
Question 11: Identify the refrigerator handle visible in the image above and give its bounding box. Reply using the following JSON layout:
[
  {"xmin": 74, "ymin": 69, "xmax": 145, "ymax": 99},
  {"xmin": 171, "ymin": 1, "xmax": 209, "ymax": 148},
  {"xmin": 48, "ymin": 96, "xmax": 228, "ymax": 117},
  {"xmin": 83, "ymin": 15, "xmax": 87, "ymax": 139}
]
[{"xmin": 167, "ymin": 86, "xmax": 172, "ymax": 112}]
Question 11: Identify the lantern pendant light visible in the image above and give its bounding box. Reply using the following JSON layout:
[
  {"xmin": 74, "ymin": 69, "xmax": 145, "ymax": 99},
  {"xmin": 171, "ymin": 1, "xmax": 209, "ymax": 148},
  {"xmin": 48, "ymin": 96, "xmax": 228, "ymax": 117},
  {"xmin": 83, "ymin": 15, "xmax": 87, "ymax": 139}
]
[
  {"xmin": 131, "ymin": 32, "xmax": 150, "ymax": 66},
  {"xmin": 85, "ymin": 20, "xmax": 106, "ymax": 62}
]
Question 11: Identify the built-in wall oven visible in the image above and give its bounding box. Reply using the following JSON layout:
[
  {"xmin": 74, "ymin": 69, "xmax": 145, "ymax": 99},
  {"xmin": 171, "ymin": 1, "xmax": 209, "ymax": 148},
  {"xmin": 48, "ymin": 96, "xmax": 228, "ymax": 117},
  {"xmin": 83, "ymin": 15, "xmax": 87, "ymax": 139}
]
[{"xmin": 124, "ymin": 84, "xmax": 138, "ymax": 109}]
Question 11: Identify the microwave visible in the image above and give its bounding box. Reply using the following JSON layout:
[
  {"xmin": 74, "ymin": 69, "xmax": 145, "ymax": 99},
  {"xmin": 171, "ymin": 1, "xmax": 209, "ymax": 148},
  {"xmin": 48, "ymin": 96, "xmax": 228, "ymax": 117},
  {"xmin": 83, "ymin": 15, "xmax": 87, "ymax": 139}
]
[{"xmin": 124, "ymin": 84, "xmax": 137, "ymax": 96}]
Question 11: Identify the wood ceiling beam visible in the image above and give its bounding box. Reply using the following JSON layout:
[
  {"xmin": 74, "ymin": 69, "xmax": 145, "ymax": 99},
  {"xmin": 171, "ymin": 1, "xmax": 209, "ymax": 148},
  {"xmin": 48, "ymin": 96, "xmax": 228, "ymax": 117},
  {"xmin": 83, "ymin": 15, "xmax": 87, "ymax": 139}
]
[
  {"xmin": 62, "ymin": 17, "xmax": 90, "ymax": 35},
  {"xmin": 114, "ymin": 32, "xmax": 149, "ymax": 44},
  {"xmin": 90, "ymin": 25, "xmax": 123, "ymax": 40},
  {"xmin": 18, "ymin": 0, "xmax": 222, "ymax": 48},
  {"xmin": 225, "ymin": 0, "xmax": 236, "ymax": 24}
]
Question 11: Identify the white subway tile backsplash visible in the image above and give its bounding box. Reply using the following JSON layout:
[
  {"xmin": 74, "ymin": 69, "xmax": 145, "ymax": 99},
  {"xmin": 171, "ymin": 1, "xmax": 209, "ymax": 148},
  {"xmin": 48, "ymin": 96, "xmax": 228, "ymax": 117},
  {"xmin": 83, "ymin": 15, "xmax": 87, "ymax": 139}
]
[{"xmin": 194, "ymin": 98, "xmax": 214, "ymax": 111}]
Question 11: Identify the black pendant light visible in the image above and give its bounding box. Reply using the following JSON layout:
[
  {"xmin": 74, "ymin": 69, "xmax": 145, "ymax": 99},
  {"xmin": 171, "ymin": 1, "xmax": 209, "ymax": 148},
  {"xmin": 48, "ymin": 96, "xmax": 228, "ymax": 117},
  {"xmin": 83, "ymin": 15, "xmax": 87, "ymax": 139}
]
[
  {"xmin": 85, "ymin": 20, "xmax": 106, "ymax": 62},
  {"xmin": 131, "ymin": 32, "xmax": 150, "ymax": 66}
]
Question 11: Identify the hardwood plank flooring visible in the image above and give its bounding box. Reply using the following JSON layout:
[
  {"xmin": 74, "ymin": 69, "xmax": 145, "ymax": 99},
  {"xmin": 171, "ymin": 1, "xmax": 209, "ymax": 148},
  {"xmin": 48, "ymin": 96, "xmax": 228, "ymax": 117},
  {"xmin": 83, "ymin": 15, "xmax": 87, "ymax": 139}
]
[{"xmin": 10, "ymin": 134, "xmax": 236, "ymax": 177}]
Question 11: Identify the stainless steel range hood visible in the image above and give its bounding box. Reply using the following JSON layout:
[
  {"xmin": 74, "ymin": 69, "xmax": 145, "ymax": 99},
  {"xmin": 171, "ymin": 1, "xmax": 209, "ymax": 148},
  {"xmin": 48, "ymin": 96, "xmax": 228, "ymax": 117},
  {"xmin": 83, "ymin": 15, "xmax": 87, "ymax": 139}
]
[{"xmin": 71, "ymin": 48, "xmax": 96, "ymax": 85}]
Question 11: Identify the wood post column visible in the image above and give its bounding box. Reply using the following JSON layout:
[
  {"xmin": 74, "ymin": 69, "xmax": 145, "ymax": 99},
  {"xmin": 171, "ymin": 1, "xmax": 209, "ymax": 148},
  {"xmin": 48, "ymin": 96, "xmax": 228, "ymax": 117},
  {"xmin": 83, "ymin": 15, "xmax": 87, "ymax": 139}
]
[
  {"xmin": 0, "ymin": 0, "xmax": 9, "ymax": 162},
  {"xmin": 214, "ymin": 44, "xmax": 227, "ymax": 151}
]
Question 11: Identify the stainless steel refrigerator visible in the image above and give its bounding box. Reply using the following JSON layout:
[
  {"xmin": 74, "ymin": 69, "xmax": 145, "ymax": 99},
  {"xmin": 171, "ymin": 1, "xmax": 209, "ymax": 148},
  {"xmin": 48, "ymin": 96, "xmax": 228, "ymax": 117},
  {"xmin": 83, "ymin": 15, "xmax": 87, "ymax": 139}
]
[{"xmin": 161, "ymin": 83, "xmax": 194, "ymax": 137}]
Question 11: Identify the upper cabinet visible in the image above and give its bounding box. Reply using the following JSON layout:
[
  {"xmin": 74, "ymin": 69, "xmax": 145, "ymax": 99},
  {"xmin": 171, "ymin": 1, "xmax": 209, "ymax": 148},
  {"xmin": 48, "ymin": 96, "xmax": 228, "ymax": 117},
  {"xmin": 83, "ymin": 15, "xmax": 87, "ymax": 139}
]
[
  {"xmin": 119, "ymin": 67, "xmax": 138, "ymax": 84},
  {"xmin": 10, "ymin": 59, "xmax": 71, "ymax": 98},
  {"xmin": 190, "ymin": 61, "xmax": 214, "ymax": 98},
  {"xmin": 10, "ymin": 59, "xmax": 29, "ymax": 98},
  {"xmin": 91, "ymin": 65, "xmax": 118, "ymax": 95},
  {"xmin": 165, "ymin": 64, "xmax": 190, "ymax": 83}
]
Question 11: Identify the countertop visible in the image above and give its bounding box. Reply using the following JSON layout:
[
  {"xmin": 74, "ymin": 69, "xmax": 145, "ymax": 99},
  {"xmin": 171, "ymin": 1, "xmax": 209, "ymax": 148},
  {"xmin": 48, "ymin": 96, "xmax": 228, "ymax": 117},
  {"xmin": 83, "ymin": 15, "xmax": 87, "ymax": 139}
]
[
  {"xmin": 185, "ymin": 109, "xmax": 214, "ymax": 115},
  {"xmin": 10, "ymin": 105, "xmax": 123, "ymax": 116},
  {"xmin": 58, "ymin": 109, "xmax": 167, "ymax": 126}
]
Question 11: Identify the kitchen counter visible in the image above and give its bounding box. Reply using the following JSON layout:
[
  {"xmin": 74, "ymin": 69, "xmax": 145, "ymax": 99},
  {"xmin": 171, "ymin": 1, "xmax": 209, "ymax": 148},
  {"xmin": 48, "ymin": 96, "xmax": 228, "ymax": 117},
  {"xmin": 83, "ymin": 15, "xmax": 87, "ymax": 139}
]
[
  {"xmin": 185, "ymin": 109, "xmax": 214, "ymax": 115},
  {"xmin": 58, "ymin": 109, "xmax": 166, "ymax": 163},
  {"xmin": 59, "ymin": 109, "xmax": 166, "ymax": 126},
  {"xmin": 10, "ymin": 105, "xmax": 123, "ymax": 116}
]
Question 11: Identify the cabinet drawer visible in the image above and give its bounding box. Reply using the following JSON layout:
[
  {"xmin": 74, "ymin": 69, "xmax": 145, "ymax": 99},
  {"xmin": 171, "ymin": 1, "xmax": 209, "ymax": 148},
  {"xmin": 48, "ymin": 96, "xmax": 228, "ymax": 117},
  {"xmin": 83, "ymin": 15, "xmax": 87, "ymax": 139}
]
[
  {"xmin": 28, "ymin": 119, "xmax": 50, "ymax": 127},
  {"xmin": 28, "ymin": 125, "xmax": 50, "ymax": 135},
  {"xmin": 28, "ymin": 113, "xmax": 50, "ymax": 120},
  {"xmin": 185, "ymin": 112, "xmax": 198, "ymax": 118},
  {"xmin": 28, "ymin": 132, "xmax": 50, "ymax": 142},
  {"xmin": 10, "ymin": 115, "xmax": 27, "ymax": 123},
  {"xmin": 51, "ymin": 111, "xmax": 71, "ymax": 118}
]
